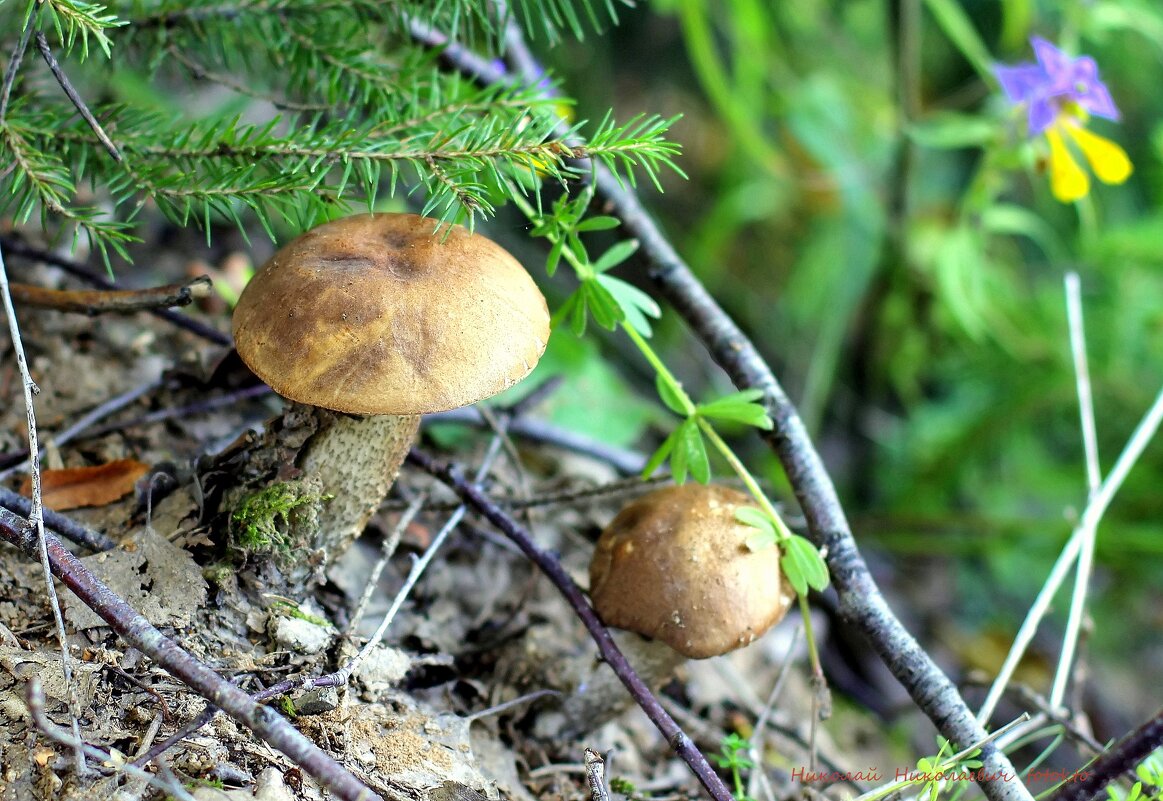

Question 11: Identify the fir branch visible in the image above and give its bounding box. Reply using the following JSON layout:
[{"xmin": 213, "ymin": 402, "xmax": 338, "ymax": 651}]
[
  {"xmin": 163, "ymin": 44, "xmax": 329, "ymax": 112},
  {"xmin": 32, "ymin": 0, "xmax": 124, "ymax": 60},
  {"xmin": 0, "ymin": 114, "xmax": 135, "ymax": 260}
]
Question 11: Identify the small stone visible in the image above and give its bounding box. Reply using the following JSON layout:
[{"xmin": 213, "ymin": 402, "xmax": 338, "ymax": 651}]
[{"xmin": 296, "ymin": 687, "xmax": 339, "ymax": 715}]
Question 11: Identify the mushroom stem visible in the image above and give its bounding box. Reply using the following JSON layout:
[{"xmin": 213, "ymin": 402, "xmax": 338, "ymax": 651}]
[{"xmin": 295, "ymin": 407, "xmax": 419, "ymax": 557}]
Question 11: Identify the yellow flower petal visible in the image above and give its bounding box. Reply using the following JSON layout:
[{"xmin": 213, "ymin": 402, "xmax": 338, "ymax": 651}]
[
  {"xmin": 1045, "ymin": 126, "xmax": 1090, "ymax": 202},
  {"xmin": 1063, "ymin": 123, "xmax": 1133, "ymax": 185}
]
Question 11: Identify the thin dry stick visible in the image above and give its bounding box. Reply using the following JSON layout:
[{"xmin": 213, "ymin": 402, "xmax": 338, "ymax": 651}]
[
  {"xmin": 1049, "ymin": 707, "xmax": 1163, "ymax": 801},
  {"xmin": 0, "ymin": 23, "xmax": 32, "ymax": 119},
  {"xmin": 0, "ymin": 377, "xmax": 163, "ymax": 481},
  {"xmin": 344, "ymin": 492, "xmax": 429, "ymax": 637},
  {"xmin": 0, "ymin": 485, "xmax": 115, "ymax": 551},
  {"xmin": 0, "ymin": 236, "xmax": 233, "ymax": 347},
  {"xmin": 1066, "ymin": 273, "xmax": 1103, "ymax": 494},
  {"xmin": 406, "ymin": 448, "xmax": 735, "ymax": 801},
  {"xmin": 0, "ymin": 243, "xmax": 87, "ymax": 776},
  {"xmin": 322, "ymin": 433, "xmax": 507, "ymax": 688},
  {"xmin": 747, "ymin": 626, "xmax": 803, "ymax": 801},
  {"xmin": 1051, "ymin": 273, "xmax": 1101, "ymax": 710},
  {"xmin": 0, "ymin": 507, "xmax": 383, "ymax": 801},
  {"xmin": 9, "ymin": 275, "xmax": 211, "ymax": 314},
  {"xmin": 33, "ymin": 32, "xmax": 121, "ymax": 161},
  {"xmin": 423, "ymin": 20, "xmax": 1033, "ymax": 801},
  {"xmin": 26, "ymin": 679, "xmax": 196, "ymax": 801},
  {"xmin": 981, "ymin": 381, "xmax": 1163, "ymax": 727}
]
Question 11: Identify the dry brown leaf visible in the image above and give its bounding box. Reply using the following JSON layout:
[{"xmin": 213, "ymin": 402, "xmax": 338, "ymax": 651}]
[{"xmin": 20, "ymin": 459, "xmax": 150, "ymax": 510}]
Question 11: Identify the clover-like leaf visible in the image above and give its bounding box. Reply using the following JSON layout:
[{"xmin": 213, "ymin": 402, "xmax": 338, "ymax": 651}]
[
  {"xmin": 596, "ymin": 273, "xmax": 661, "ymax": 336},
  {"xmin": 735, "ymin": 506, "xmax": 777, "ymax": 551},
  {"xmin": 697, "ymin": 389, "xmax": 773, "ymax": 429},
  {"xmin": 546, "ymin": 238, "xmax": 564, "ymax": 276},
  {"xmin": 583, "ymin": 279, "xmax": 623, "ymax": 330},
  {"xmin": 592, "ymin": 239, "xmax": 639, "ymax": 273},
  {"xmin": 642, "ymin": 427, "xmax": 679, "ymax": 479},
  {"xmin": 780, "ymin": 534, "xmax": 829, "ymax": 596},
  {"xmin": 576, "ymin": 215, "xmax": 621, "ymax": 232},
  {"xmin": 678, "ymin": 420, "xmax": 710, "ymax": 484},
  {"xmin": 655, "ymin": 373, "xmax": 690, "ymax": 416}
]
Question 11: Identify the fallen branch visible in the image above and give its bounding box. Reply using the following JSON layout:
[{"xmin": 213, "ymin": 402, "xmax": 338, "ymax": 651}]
[
  {"xmin": 406, "ymin": 447, "xmax": 735, "ymax": 801},
  {"xmin": 10, "ymin": 275, "xmax": 211, "ymax": 314},
  {"xmin": 0, "ymin": 506, "xmax": 382, "ymax": 801},
  {"xmin": 416, "ymin": 23, "xmax": 1034, "ymax": 801}
]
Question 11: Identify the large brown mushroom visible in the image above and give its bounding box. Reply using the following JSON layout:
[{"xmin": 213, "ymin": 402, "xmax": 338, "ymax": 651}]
[
  {"xmin": 551, "ymin": 483, "xmax": 794, "ymax": 733},
  {"xmin": 232, "ymin": 212, "xmax": 550, "ymax": 571}
]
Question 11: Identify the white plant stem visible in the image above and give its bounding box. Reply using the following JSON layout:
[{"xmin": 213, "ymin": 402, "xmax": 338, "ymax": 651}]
[
  {"xmin": 0, "ymin": 246, "xmax": 86, "ymax": 775},
  {"xmin": 979, "ymin": 379, "xmax": 1163, "ymax": 727},
  {"xmin": 1051, "ymin": 274, "xmax": 1102, "ymax": 709}
]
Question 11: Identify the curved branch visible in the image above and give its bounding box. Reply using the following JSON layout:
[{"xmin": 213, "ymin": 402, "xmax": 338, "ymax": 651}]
[
  {"xmin": 0, "ymin": 507, "xmax": 382, "ymax": 801},
  {"xmin": 417, "ymin": 21, "xmax": 1035, "ymax": 801}
]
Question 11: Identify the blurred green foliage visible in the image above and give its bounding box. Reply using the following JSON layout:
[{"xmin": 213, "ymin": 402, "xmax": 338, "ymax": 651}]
[{"xmin": 550, "ymin": 0, "xmax": 1163, "ymax": 651}]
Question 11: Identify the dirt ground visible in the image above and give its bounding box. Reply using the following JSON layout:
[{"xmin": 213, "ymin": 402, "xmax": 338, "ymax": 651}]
[{"xmin": 0, "ymin": 222, "xmax": 1076, "ymax": 801}]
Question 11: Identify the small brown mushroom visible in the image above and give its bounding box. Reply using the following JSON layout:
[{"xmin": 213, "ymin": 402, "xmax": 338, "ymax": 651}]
[
  {"xmin": 232, "ymin": 213, "xmax": 550, "ymax": 573},
  {"xmin": 550, "ymin": 483, "xmax": 794, "ymax": 734}
]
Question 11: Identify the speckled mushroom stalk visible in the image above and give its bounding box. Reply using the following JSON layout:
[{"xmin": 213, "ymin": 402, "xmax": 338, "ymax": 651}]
[
  {"xmin": 548, "ymin": 483, "xmax": 795, "ymax": 736},
  {"xmin": 232, "ymin": 213, "xmax": 550, "ymax": 568}
]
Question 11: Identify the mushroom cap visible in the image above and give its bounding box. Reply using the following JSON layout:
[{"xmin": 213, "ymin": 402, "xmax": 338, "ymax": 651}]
[
  {"xmin": 232, "ymin": 213, "xmax": 551, "ymax": 415},
  {"xmin": 589, "ymin": 483, "xmax": 794, "ymax": 659}
]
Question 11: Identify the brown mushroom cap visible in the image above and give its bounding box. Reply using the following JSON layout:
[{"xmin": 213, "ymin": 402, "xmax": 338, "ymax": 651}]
[
  {"xmin": 589, "ymin": 483, "xmax": 794, "ymax": 659},
  {"xmin": 232, "ymin": 213, "xmax": 551, "ymax": 415}
]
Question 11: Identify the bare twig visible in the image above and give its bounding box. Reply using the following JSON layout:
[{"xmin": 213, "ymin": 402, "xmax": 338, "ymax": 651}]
[
  {"xmin": 406, "ymin": 448, "xmax": 734, "ymax": 801},
  {"xmin": 34, "ymin": 32, "xmax": 121, "ymax": 161},
  {"xmin": 10, "ymin": 275, "xmax": 211, "ymax": 314},
  {"xmin": 0, "ymin": 236, "xmax": 233, "ymax": 347},
  {"xmin": 0, "ymin": 486, "xmax": 115, "ymax": 551},
  {"xmin": 26, "ymin": 679, "xmax": 196, "ymax": 801},
  {"xmin": 344, "ymin": 492, "xmax": 429, "ymax": 637},
  {"xmin": 320, "ymin": 429, "xmax": 509, "ymax": 689},
  {"xmin": 0, "ymin": 241, "xmax": 87, "ymax": 776},
  {"xmin": 416, "ymin": 23, "xmax": 1034, "ymax": 801},
  {"xmin": 425, "ymin": 407, "xmax": 647, "ymax": 474},
  {"xmin": 981, "ymin": 382, "xmax": 1163, "ymax": 728},
  {"xmin": 1049, "ymin": 707, "xmax": 1163, "ymax": 801},
  {"xmin": 0, "ymin": 507, "xmax": 383, "ymax": 801},
  {"xmin": 0, "ymin": 23, "xmax": 33, "ymax": 121},
  {"xmin": 0, "ymin": 377, "xmax": 164, "ymax": 478}
]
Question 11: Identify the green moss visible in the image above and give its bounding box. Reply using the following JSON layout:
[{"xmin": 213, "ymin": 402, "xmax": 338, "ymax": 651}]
[
  {"xmin": 269, "ymin": 598, "xmax": 330, "ymax": 627},
  {"xmin": 278, "ymin": 696, "xmax": 298, "ymax": 718},
  {"xmin": 230, "ymin": 479, "xmax": 331, "ymax": 556}
]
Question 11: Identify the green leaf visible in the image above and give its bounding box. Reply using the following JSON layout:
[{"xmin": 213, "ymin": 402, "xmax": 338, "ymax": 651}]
[
  {"xmin": 596, "ymin": 273, "xmax": 661, "ymax": 335},
  {"xmin": 923, "ymin": 0, "xmax": 994, "ymax": 78},
  {"xmin": 570, "ymin": 295, "xmax": 589, "ymax": 336},
  {"xmin": 780, "ymin": 534, "xmax": 829, "ymax": 596},
  {"xmin": 576, "ymin": 215, "xmax": 621, "ymax": 232},
  {"xmin": 735, "ymin": 507, "xmax": 777, "ymax": 550},
  {"xmin": 697, "ymin": 390, "xmax": 773, "ymax": 429},
  {"xmin": 669, "ymin": 424, "xmax": 690, "ymax": 483},
  {"xmin": 677, "ymin": 420, "xmax": 710, "ymax": 484},
  {"xmin": 546, "ymin": 238, "xmax": 564, "ymax": 276},
  {"xmin": 907, "ymin": 112, "xmax": 998, "ymax": 149},
  {"xmin": 655, "ymin": 374, "xmax": 690, "ymax": 415},
  {"xmin": 642, "ymin": 428, "xmax": 678, "ymax": 479},
  {"xmin": 583, "ymin": 279, "xmax": 623, "ymax": 330},
  {"xmin": 592, "ymin": 239, "xmax": 640, "ymax": 273},
  {"xmin": 734, "ymin": 506, "xmax": 774, "ymax": 534}
]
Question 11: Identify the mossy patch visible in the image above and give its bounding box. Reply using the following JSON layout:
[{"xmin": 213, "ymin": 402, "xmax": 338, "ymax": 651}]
[{"xmin": 229, "ymin": 478, "xmax": 331, "ymax": 558}]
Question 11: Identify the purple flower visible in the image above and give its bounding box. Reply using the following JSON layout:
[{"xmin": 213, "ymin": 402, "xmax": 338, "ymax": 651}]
[{"xmin": 994, "ymin": 37, "xmax": 1119, "ymax": 135}]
